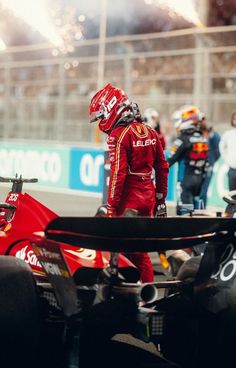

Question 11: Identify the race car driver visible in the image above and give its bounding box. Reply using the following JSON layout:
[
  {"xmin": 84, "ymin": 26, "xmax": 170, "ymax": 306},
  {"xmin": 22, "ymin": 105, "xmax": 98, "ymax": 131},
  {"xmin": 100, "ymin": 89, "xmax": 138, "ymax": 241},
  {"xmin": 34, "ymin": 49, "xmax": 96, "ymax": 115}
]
[
  {"xmin": 89, "ymin": 83, "xmax": 169, "ymax": 282},
  {"xmin": 168, "ymin": 105, "xmax": 209, "ymax": 207}
]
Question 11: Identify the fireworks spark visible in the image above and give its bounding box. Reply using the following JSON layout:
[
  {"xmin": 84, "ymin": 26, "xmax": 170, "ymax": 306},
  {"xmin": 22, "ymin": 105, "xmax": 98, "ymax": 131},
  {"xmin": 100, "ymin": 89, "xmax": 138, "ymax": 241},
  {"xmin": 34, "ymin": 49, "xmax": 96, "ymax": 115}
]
[
  {"xmin": 147, "ymin": 0, "xmax": 203, "ymax": 27},
  {"xmin": 0, "ymin": 0, "xmax": 64, "ymax": 46}
]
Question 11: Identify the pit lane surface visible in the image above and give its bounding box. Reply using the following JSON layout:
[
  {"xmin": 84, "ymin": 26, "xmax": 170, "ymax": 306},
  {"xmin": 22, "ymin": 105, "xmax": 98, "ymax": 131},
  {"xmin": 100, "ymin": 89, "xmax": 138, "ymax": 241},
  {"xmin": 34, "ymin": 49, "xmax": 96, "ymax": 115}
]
[{"xmin": 1, "ymin": 186, "xmax": 176, "ymax": 216}]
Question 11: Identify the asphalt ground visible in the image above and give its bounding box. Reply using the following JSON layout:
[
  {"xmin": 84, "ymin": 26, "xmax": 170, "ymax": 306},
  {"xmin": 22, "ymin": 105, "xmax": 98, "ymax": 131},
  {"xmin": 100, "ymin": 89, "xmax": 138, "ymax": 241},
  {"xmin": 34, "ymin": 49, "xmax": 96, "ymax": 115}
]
[
  {"xmin": 0, "ymin": 184, "xmax": 176, "ymax": 216},
  {"xmin": 1, "ymin": 183, "xmax": 223, "ymax": 217}
]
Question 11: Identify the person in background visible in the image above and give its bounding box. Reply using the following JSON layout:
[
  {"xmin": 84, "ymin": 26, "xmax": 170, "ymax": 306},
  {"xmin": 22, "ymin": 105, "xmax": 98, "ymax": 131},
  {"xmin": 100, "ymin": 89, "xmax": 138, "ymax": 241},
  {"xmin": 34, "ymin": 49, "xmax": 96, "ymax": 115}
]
[
  {"xmin": 167, "ymin": 105, "xmax": 209, "ymax": 208},
  {"xmin": 219, "ymin": 111, "xmax": 236, "ymax": 191},
  {"xmin": 199, "ymin": 115, "xmax": 221, "ymax": 208},
  {"xmin": 170, "ymin": 107, "xmax": 186, "ymax": 214},
  {"xmin": 89, "ymin": 83, "xmax": 169, "ymax": 283},
  {"xmin": 143, "ymin": 108, "xmax": 166, "ymax": 150}
]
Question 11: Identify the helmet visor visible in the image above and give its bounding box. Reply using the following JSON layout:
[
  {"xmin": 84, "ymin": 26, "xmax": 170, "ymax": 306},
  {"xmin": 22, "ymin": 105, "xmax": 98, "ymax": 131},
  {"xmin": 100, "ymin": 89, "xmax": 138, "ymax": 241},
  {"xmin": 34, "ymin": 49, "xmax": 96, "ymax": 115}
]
[{"xmin": 90, "ymin": 110, "xmax": 105, "ymax": 124}]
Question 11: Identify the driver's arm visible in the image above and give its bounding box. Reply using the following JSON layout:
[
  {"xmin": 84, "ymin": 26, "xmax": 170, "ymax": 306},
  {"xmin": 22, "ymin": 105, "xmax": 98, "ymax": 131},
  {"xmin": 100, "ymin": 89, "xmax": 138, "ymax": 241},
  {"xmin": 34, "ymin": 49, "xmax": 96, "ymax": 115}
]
[
  {"xmin": 106, "ymin": 126, "xmax": 129, "ymax": 216},
  {"xmin": 167, "ymin": 136, "xmax": 188, "ymax": 167}
]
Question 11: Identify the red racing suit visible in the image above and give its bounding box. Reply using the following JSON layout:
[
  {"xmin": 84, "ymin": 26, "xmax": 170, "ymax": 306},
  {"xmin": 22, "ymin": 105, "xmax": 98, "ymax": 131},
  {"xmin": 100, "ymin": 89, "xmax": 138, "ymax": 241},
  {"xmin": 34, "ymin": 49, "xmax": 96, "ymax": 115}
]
[{"xmin": 106, "ymin": 120, "xmax": 169, "ymax": 282}]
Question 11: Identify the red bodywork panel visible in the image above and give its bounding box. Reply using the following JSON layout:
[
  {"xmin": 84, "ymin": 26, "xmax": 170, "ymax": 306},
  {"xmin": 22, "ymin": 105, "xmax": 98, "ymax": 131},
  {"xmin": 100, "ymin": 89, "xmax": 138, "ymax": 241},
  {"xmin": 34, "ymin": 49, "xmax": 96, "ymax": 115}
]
[{"xmin": 0, "ymin": 190, "xmax": 136, "ymax": 279}]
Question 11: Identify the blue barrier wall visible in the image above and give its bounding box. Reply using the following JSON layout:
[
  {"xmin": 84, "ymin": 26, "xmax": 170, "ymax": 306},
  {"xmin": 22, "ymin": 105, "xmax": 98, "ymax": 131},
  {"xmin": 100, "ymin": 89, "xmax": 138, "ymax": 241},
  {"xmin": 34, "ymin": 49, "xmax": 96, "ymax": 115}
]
[
  {"xmin": 0, "ymin": 142, "xmax": 228, "ymax": 208},
  {"xmin": 69, "ymin": 147, "xmax": 104, "ymax": 193},
  {"xmin": 0, "ymin": 142, "xmax": 70, "ymax": 188},
  {"xmin": 166, "ymin": 165, "xmax": 177, "ymax": 202}
]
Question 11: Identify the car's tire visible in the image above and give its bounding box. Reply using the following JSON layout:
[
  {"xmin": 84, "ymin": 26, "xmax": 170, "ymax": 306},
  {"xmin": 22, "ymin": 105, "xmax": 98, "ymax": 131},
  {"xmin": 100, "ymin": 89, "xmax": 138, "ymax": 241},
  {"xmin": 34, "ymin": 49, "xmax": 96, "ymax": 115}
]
[
  {"xmin": 176, "ymin": 255, "xmax": 202, "ymax": 282},
  {"xmin": 0, "ymin": 256, "xmax": 40, "ymax": 366}
]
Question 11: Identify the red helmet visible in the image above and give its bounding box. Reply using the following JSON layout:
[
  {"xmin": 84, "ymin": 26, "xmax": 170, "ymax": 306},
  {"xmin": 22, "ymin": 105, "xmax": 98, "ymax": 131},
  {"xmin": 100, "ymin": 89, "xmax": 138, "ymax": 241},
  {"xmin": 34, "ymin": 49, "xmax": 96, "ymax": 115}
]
[{"xmin": 89, "ymin": 84, "xmax": 130, "ymax": 134}]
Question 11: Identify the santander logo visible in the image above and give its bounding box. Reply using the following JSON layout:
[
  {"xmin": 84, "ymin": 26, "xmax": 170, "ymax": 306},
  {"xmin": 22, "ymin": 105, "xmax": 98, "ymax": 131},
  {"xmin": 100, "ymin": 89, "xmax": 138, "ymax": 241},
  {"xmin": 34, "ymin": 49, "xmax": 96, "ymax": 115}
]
[{"xmin": 16, "ymin": 245, "xmax": 42, "ymax": 268}]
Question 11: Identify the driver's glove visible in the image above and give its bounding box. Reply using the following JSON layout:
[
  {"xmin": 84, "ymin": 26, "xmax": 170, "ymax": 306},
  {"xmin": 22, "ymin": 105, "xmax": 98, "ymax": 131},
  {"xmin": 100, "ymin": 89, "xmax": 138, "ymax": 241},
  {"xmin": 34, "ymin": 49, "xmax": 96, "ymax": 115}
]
[
  {"xmin": 155, "ymin": 193, "xmax": 167, "ymax": 217},
  {"xmin": 106, "ymin": 206, "xmax": 117, "ymax": 217},
  {"xmin": 156, "ymin": 202, "xmax": 167, "ymax": 217}
]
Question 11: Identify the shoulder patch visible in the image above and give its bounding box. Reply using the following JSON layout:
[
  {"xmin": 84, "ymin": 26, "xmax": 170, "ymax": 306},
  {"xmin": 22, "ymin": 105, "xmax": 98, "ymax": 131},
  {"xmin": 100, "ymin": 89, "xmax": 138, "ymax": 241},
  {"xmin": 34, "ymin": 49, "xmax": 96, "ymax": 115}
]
[{"xmin": 130, "ymin": 123, "xmax": 148, "ymax": 138}]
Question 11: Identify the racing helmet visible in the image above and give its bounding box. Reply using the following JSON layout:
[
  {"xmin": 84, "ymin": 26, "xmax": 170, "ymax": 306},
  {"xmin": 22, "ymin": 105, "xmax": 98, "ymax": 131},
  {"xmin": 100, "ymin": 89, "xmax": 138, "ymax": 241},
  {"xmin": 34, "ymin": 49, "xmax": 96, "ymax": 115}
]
[
  {"xmin": 175, "ymin": 105, "xmax": 202, "ymax": 132},
  {"xmin": 89, "ymin": 84, "xmax": 131, "ymax": 134},
  {"xmin": 143, "ymin": 108, "xmax": 160, "ymax": 129},
  {"xmin": 171, "ymin": 108, "xmax": 183, "ymax": 131}
]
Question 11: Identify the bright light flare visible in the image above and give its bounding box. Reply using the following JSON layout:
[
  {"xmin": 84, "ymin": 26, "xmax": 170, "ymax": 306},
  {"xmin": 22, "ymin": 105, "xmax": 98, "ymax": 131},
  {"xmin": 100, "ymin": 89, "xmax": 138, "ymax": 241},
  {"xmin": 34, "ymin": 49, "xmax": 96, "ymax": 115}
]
[
  {"xmin": 150, "ymin": 0, "xmax": 203, "ymax": 27},
  {"xmin": 0, "ymin": 0, "xmax": 64, "ymax": 46}
]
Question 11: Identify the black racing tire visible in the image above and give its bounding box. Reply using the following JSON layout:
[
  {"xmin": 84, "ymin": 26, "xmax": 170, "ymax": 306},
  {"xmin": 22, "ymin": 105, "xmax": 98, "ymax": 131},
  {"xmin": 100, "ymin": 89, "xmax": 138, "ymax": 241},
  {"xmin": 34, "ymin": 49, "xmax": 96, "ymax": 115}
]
[
  {"xmin": 0, "ymin": 256, "xmax": 40, "ymax": 366},
  {"xmin": 176, "ymin": 255, "xmax": 202, "ymax": 282}
]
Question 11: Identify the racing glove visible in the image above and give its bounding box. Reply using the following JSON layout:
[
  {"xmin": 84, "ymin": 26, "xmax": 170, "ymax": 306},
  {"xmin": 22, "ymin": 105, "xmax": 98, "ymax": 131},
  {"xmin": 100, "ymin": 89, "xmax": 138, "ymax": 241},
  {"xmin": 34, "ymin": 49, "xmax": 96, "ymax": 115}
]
[
  {"xmin": 95, "ymin": 204, "xmax": 107, "ymax": 217},
  {"xmin": 155, "ymin": 202, "xmax": 167, "ymax": 217},
  {"xmin": 155, "ymin": 193, "xmax": 167, "ymax": 217},
  {"xmin": 106, "ymin": 206, "xmax": 117, "ymax": 217}
]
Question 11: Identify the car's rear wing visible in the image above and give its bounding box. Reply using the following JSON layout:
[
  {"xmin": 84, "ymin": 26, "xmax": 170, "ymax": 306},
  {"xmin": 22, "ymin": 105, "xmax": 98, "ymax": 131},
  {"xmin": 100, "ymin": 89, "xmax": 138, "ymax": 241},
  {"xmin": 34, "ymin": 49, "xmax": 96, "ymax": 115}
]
[
  {"xmin": 32, "ymin": 216, "xmax": 236, "ymax": 317},
  {"xmin": 45, "ymin": 216, "xmax": 236, "ymax": 253}
]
